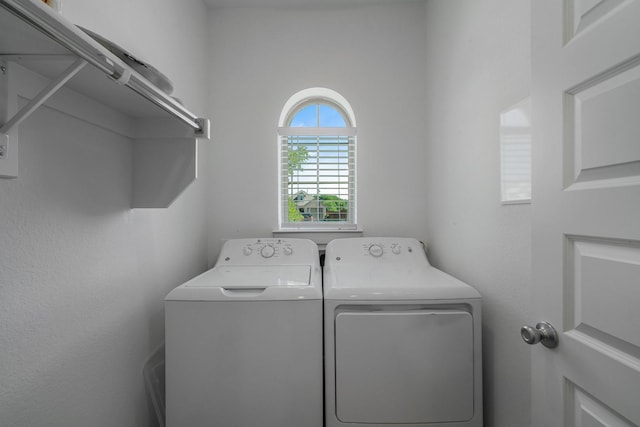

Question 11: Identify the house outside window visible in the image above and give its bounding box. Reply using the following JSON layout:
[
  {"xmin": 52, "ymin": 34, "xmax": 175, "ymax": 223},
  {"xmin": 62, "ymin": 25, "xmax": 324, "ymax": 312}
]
[{"xmin": 278, "ymin": 88, "xmax": 357, "ymax": 230}]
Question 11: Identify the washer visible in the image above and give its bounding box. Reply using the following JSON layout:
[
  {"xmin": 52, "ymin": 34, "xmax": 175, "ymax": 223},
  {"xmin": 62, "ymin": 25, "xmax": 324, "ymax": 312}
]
[
  {"xmin": 165, "ymin": 238, "xmax": 323, "ymax": 427},
  {"xmin": 323, "ymin": 237, "xmax": 482, "ymax": 427}
]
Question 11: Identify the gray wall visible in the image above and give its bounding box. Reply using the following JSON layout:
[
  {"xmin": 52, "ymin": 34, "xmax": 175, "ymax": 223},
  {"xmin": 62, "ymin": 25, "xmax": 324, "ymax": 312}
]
[
  {"xmin": 1, "ymin": 1, "xmax": 534, "ymax": 426},
  {"xmin": 206, "ymin": 3, "xmax": 534, "ymax": 425},
  {"xmin": 206, "ymin": 1, "xmax": 430, "ymax": 262},
  {"xmin": 423, "ymin": 1, "xmax": 532, "ymax": 426},
  {"xmin": 0, "ymin": 0, "xmax": 210, "ymax": 425}
]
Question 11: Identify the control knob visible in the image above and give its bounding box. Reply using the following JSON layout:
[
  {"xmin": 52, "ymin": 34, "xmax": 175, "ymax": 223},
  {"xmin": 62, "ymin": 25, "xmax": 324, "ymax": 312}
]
[
  {"xmin": 261, "ymin": 245, "xmax": 275, "ymax": 258},
  {"xmin": 368, "ymin": 244, "xmax": 383, "ymax": 257}
]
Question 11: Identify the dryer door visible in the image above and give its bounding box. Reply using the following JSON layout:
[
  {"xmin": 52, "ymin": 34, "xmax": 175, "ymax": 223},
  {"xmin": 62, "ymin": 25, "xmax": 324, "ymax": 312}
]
[{"xmin": 334, "ymin": 308, "xmax": 474, "ymax": 423}]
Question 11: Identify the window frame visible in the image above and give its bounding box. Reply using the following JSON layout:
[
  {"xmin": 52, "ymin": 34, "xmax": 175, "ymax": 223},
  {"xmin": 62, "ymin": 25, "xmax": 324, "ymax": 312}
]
[{"xmin": 277, "ymin": 88, "xmax": 358, "ymax": 231}]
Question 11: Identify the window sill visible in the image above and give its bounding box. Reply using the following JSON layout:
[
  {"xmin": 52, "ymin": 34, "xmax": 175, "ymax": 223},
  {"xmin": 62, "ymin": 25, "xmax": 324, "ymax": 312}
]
[{"xmin": 272, "ymin": 228, "xmax": 363, "ymax": 251}]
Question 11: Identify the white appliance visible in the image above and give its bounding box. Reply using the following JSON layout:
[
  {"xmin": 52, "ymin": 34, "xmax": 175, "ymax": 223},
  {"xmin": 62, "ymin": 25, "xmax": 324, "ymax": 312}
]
[
  {"xmin": 323, "ymin": 237, "xmax": 483, "ymax": 427},
  {"xmin": 165, "ymin": 238, "xmax": 323, "ymax": 427}
]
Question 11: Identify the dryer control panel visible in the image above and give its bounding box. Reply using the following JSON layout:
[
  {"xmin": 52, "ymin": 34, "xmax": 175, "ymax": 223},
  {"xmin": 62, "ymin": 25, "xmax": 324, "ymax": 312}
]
[
  {"xmin": 323, "ymin": 237, "xmax": 481, "ymax": 303},
  {"xmin": 361, "ymin": 241, "xmax": 417, "ymax": 258},
  {"xmin": 328, "ymin": 238, "xmax": 426, "ymax": 262},
  {"xmin": 218, "ymin": 238, "xmax": 320, "ymax": 266}
]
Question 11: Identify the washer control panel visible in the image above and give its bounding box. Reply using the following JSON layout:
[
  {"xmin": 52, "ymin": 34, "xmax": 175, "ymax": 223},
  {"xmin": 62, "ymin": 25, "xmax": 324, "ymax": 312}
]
[
  {"xmin": 242, "ymin": 239, "xmax": 293, "ymax": 259},
  {"xmin": 218, "ymin": 238, "xmax": 319, "ymax": 265}
]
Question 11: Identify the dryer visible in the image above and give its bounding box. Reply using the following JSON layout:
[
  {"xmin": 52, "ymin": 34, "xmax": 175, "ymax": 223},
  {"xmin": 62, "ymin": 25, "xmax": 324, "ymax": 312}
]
[
  {"xmin": 165, "ymin": 238, "xmax": 323, "ymax": 427},
  {"xmin": 323, "ymin": 237, "xmax": 482, "ymax": 427}
]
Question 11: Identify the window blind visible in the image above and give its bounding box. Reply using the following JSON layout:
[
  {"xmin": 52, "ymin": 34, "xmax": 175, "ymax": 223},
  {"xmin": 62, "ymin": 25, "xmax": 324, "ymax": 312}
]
[{"xmin": 279, "ymin": 128, "xmax": 356, "ymax": 226}]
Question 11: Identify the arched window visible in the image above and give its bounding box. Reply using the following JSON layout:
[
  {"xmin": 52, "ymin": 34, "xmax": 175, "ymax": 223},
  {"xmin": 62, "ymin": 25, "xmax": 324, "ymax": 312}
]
[{"xmin": 278, "ymin": 88, "xmax": 357, "ymax": 229}]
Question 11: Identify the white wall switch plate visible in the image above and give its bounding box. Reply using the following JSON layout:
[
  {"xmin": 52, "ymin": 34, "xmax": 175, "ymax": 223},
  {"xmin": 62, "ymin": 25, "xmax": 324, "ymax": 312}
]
[
  {"xmin": 0, "ymin": 132, "xmax": 18, "ymax": 179},
  {"xmin": 1, "ymin": 60, "xmax": 19, "ymax": 179}
]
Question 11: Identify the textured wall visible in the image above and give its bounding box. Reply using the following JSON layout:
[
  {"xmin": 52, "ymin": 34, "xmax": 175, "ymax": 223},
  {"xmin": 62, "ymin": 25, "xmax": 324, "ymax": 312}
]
[
  {"xmin": 205, "ymin": 1, "xmax": 429, "ymax": 262},
  {"xmin": 1, "ymin": 1, "xmax": 535, "ymax": 426},
  {"xmin": 0, "ymin": 1, "xmax": 209, "ymax": 426},
  {"xmin": 423, "ymin": 1, "xmax": 532, "ymax": 426}
]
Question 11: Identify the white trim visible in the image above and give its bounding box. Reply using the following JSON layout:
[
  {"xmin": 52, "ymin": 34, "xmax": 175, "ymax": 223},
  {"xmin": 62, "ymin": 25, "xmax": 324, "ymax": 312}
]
[
  {"xmin": 279, "ymin": 222, "xmax": 359, "ymax": 231},
  {"xmin": 278, "ymin": 87, "xmax": 357, "ymax": 127},
  {"xmin": 277, "ymin": 127, "xmax": 357, "ymax": 137},
  {"xmin": 277, "ymin": 87, "xmax": 357, "ymax": 231},
  {"xmin": 501, "ymin": 199, "xmax": 531, "ymax": 206}
]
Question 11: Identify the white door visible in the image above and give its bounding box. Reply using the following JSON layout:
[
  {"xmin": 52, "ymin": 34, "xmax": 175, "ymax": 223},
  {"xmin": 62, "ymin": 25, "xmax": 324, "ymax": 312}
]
[{"xmin": 530, "ymin": 0, "xmax": 640, "ymax": 426}]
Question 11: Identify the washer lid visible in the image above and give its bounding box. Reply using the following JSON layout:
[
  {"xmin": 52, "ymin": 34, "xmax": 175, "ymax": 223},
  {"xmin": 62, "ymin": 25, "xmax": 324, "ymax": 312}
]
[
  {"xmin": 165, "ymin": 265, "xmax": 322, "ymax": 301},
  {"xmin": 185, "ymin": 265, "xmax": 311, "ymax": 288}
]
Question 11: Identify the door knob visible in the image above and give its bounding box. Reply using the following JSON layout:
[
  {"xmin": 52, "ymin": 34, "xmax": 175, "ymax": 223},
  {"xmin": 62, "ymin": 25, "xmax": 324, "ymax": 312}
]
[{"xmin": 521, "ymin": 321, "xmax": 559, "ymax": 348}]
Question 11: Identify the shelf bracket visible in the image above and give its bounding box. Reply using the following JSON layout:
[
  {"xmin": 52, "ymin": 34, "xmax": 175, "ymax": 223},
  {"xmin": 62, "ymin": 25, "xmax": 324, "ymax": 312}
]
[
  {"xmin": 0, "ymin": 56, "xmax": 87, "ymax": 135},
  {"xmin": 194, "ymin": 117, "xmax": 210, "ymax": 139}
]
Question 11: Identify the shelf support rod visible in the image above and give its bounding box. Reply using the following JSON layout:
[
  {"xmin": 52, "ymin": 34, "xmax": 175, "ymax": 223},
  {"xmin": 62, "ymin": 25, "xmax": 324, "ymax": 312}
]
[
  {"xmin": 0, "ymin": 57, "xmax": 87, "ymax": 135},
  {"xmin": 1, "ymin": 0, "xmax": 206, "ymax": 135}
]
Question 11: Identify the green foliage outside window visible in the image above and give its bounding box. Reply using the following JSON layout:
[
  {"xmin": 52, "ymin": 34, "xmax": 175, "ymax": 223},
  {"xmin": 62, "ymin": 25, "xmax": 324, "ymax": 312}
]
[
  {"xmin": 288, "ymin": 197, "xmax": 303, "ymax": 222},
  {"xmin": 318, "ymin": 194, "xmax": 348, "ymax": 212},
  {"xmin": 287, "ymin": 146, "xmax": 309, "ymax": 176}
]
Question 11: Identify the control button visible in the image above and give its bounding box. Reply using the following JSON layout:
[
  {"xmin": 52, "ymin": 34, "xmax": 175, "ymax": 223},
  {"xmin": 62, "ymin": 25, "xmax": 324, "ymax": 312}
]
[
  {"xmin": 283, "ymin": 246, "xmax": 293, "ymax": 256},
  {"xmin": 391, "ymin": 244, "xmax": 401, "ymax": 255},
  {"xmin": 243, "ymin": 246, "xmax": 253, "ymax": 256},
  {"xmin": 368, "ymin": 244, "xmax": 383, "ymax": 257},
  {"xmin": 261, "ymin": 245, "xmax": 275, "ymax": 258}
]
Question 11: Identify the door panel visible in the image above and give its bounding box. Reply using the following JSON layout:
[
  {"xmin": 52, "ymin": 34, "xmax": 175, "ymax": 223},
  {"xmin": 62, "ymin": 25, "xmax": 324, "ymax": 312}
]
[
  {"xmin": 531, "ymin": 0, "xmax": 640, "ymax": 425},
  {"xmin": 567, "ymin": 237, "xmax": 640, "ymax": 349},
  {"xmin": 565, "ymin": 59, "xmax": 640, "ymax": 189},
  {"xmin": 567, "ymin": 383, "xmax": 636, "ymax": 427},
  {"xmin": 567, "ymin": 0, "xmax": 631, "ymax": 43},
  {"xmin": 334, "ymin": 310, "xmax": 474, "ymax": 423}
]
